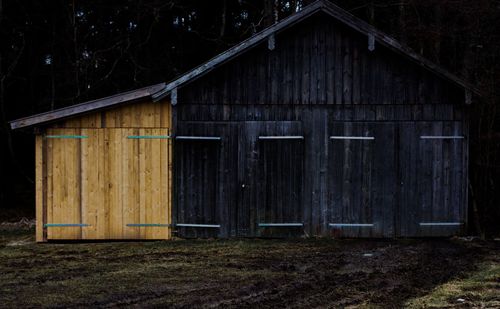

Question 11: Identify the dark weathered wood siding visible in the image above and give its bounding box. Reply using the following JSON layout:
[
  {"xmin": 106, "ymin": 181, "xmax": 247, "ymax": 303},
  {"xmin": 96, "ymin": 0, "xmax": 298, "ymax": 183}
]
[
  {"xmin": 179, "ymin": 13, "xmax": 464, "ymax": 106},
  {"xmin": 174, "ymin": 12, "xmax": 469, "ymax": 238}
]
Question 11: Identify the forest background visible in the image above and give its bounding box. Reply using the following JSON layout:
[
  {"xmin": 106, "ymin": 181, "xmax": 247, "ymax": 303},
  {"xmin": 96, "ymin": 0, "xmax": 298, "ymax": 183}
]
[{"xmin": 0, "ymin": 0, "xmax": 498, "ymax": 236}]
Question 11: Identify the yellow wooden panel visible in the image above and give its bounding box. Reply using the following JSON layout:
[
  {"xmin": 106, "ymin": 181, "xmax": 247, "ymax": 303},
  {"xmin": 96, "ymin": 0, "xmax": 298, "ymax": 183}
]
[
  {"xmin": 160, "ymin": 100, "xmax": 172, "ymax": 128},
  {"xmin": 160, "ymin": 128, "xmax": 171, "ymax": 239},
  {"xmin": 81, "ymin": 129, "xmax": 106, "ymax": 239},
  {"xmin": 46, "ymin": 132, "xmax": 53, "ymax": 239},
  {"xmin": 98, "ymin": 129, "xmax": 109, "ymax": 239},
  {"xmin": 143, "ymin": 103, "xmax": 156, "ymax": 128},
  {"xmin": 131, "ymin": 128, "xmax": 171, "ymax": 239},
  {"xmin": 122, "ymin": 128, "xmax": 140, "ymax": 239},
  {"xmin": 168, "ymin": 129, "xmax": 174, "ymax": 238},
  {"xmin": 46, "ymin": 99, "xmax": 172, "ymax": 129},
  {"xmin": 149, "ymin": 128, "xmax": 162, "ymax": 239},
  {"xmin": 153, "ymin": 102, "xmax": 161, "ymax": 127},
  {"xmin": 61, "ymin": 118, "xmax": 81, "ymax": 128},
  {"xmin": 104, "ymin": 109, "xmax": 118, "ymax": 128},
  {"xmin": 158, "ymin": 129, "xmax": 172, "ymax": 239},
  {"xmin": 107, "ymin": 129, "xmax": 124, "ymax": 238},
  {"xmin": 67, "ymin": 128, "xmax": 81, "ymax": 239},
  {"xmin": 80, "ymin": 129, "xmax": 92, "ymax": 238},
  {"xmin": 39, "ymin": 97, "xmax": 173, "ymax": 241},
  {"xmin": 142, "ymin": 128, "xmax": 153, "ymax": 238},
  {"xmin": 46, "ymin": 128, "xmax": 82, "ymax": 240},
  {"xmin": 120, "ymin": 105, "xmax": 133, "ymax": 128},
  {"xmin": 35, "ymin": 135, "xmax": 45, "ymax": 242},
  {"xmin": 138, "ymin": 130, "xmax": 147, "ymax": 239},
  {"xmin": 79, "ymin": 113, "xmax": 101, "ymax": 127},
  {"xmin": 48, "ymin": 129, "xmax": 62, "ymax": 239}
]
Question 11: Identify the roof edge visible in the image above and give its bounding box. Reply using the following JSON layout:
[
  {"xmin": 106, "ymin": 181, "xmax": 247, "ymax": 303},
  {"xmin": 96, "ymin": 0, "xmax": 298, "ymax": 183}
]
[
  {"xmin": 10, "ymin": 83, "xmax": 166, "ymax": 130},
  {"xmin": 153, "ymin": 0, "xmax": 480, "ymax": 101},
  {"xmin": 319, "ymin": 1, "xmax": 481, "ymax": 95},
  {"xmin": 152, "ymin": 0, "xmax": 325, "ymax": 101}
]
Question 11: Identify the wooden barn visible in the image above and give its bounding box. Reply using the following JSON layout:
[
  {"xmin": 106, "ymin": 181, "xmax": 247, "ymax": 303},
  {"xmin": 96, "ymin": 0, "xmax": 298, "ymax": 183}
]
[
  {"xmin": 10, "ymin": 0, "xmax": 477, "ymax": 241},
  {"xmin": 11, "ymin": 85, "xmax": 173, "ymax": 241}
]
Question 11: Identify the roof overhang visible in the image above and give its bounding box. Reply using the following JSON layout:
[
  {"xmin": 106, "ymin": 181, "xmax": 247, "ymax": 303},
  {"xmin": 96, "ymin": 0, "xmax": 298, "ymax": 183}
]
[{"xmin": 9, "ymin": 83, "xmax": 165, "ymax": 130}]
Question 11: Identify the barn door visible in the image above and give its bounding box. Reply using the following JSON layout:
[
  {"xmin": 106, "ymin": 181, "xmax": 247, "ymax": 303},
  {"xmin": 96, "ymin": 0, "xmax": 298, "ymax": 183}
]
[
  {"xmin": 43, "ymin": 128, "xmax": 172, "ymax": 241},
  {"xmin": 398, "ymin": 122, "xmax": 466, "ymax": 237},
  {"xmin": 175, "ymin": 136, "xmax": 221, "ymax": 238},
  {"xmin": 328, "ymin": 122, "xmax": 397, "ymax": 237},
  {"xmin": 45, "ymin": 129, "xmax": 84, "ymax": 240},
  {"xmin": 238, "ymin": 121, "xmax": 305, "ymax": 237}
]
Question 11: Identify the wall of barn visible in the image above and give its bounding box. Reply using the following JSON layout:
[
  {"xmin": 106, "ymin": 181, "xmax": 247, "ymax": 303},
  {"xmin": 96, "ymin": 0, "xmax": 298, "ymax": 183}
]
[
  {"xmin": 35, "ymin": 99, "xmax": 172, "ymax": 241},
  {"xmin": 174, "ymin": 105, "xmax": 468, "ymax": 238},
  {"xmin": 175, "ymin": 12, "xmax": 469, "ymax": 238},
  {"xmin": 180, "ymin": 13, "xmax": 465, "ymax": 106}
]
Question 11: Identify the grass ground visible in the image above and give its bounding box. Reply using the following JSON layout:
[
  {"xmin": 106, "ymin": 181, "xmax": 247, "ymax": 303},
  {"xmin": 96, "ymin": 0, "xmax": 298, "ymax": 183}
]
[{"xmin": 0, "ymin": 229, "xmax": 498, "ymax": 308}]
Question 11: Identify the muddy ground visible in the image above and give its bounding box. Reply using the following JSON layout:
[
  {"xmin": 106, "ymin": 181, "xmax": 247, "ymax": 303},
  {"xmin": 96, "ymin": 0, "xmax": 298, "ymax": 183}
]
[{"xmin": 0, "ymin": 229, "xmax": 498, "ymax": 308}]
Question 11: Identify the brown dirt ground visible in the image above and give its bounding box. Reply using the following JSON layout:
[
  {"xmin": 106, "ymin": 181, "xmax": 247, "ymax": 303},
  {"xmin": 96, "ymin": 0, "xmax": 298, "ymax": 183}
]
[{"xmin": 0, "ymin": 229, "xmax": 498, "ymax": 308}]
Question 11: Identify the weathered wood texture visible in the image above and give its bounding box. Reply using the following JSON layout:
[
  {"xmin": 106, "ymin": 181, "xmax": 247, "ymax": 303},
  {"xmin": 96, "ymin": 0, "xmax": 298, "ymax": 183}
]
[
  {"xmin": 257, "ymin": 138, "xmax": 304, "ymax": 237},
  {"xmin": 55, "ymin": 99, "xmax": 171, "ymax": 128},
  {"xmin": 179, "ymin": 14, "xmax": 465, "ymax": 106},
  {"xmin": 174, "ymin": 12, "xmax": 469, "ymax": 238},
  {"xmin": 328, "ymin": 122, "xmax": 396, "ymax": 238},
  {"xmin": 35, "ymin": 135, "xmax": 45, "ymax": 242},
  {"xmin": 153, "ymin": 0, "xmax": 477, "ymax": 102},
  {"xmin": 175, "ymin": 116, "xmax": 467, "ymax": 238},
  {"xmin": 35, "ymin": 100, "xmax": 172, "ymax": 241},
  {"xmin": 177, "ymin": 104, "xmax": 465, "ymax": 122},
  {"xmin": 398, "ymin": 122, "xmax": 467, "ymax": 237}
]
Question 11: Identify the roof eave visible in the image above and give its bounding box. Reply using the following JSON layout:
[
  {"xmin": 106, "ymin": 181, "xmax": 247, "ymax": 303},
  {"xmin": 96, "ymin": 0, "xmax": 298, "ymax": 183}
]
[{"xmin": 10, "ymin": 83, "xmax": 166, "ymax": 130}]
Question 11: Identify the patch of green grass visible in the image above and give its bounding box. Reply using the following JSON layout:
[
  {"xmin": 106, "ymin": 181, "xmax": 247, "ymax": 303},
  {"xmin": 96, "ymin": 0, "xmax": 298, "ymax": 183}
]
[{"xmin": 405, "ymin": 261, "xmax": 500, "ymax": 308}]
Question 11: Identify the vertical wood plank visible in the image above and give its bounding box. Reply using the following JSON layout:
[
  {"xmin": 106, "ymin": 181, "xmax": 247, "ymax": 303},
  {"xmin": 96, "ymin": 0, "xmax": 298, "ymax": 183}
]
[
  {"xmin": 50, "ymin": 129, "xmax": 62, "ymax": 239},
  {"xmin": 149, "ymin": 128, "xmax": 162, "ymax": 239},
  {"xmin": 46, "ymin": 130, "xmax": 54, "ymax": 239},
  {"xmin": 81, "ymin": 129, "xmax": 91, "ymax": 239},
  {"xmin": 160, "ymin": 128, "xmax": 171, "ymax": 239},
  {"xmin": 35, "ymin": 135, "xmax": 45, "ymax": 242},
  {"xmin": 107, "ymin": 129, "xmax": 123, "ymax": 239},
  {"xmin": 342, "ymin": 32, "xmax": 352, "ymax": 104},
  {"xmin": 81, "ymin": 129, "xmax": 105, "ymax": 239},
  {"xmin": 334, "ymin": 27, "xmax": 343, "ymax": 104},
  {"xmin": 122, "ymin": 128, "xmax": 140, "ymax": 239}
]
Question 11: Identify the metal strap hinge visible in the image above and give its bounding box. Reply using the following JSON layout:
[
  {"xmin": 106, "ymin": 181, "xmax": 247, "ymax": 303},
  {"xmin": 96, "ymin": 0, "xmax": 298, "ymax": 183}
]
[
  {"xmin": 44, "ymin": 223, "xmax": 89, "ymax": 228},
  {"xmin": 258, "ymin": 223, "xmax": 303, "ymax": 227}
]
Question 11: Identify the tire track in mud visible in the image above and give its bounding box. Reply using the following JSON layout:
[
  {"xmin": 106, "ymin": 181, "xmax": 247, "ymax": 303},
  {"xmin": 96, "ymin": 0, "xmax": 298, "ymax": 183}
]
[{"xmin": 1, "ymin": 237, "xmax": 497, "ymax": 308}]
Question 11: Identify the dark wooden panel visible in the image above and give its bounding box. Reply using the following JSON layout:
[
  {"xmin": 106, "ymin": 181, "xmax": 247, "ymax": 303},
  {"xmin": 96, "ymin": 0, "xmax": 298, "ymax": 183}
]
[
  {"xmin": 237, "ymin": 121, "xmax": 304, "ymax": 237},
  {"xmin": 178, "ymin": 104, "xmax": 464, "ymax": 123},
  {"xmin": 398, "ymin": 121, "xmax": 465, "ymax": 237},
  {"xmin": 175, "ymin": 122, "xmax": 240, "ymax": 238},
  {"xmin": 236, "ymin": 122, "xmax": 260, "ymax": 236},
  {"xmin": 176, "ymin": 139, "xmax": 220, "ymax": 238},
  {"xmin": 328, "ymin": 122, "xmax": 396, "ymax": 237},
  {"xmin": 178, "ymin": 15, "xmax": 465, "ymax": 106},
  {"xmin": 174, "ymin": 104, "xmax": 468, "ymax": 238},
  {"xmin": 256, "ymin": 139, "xmax": 304, "ymax": 237}
]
